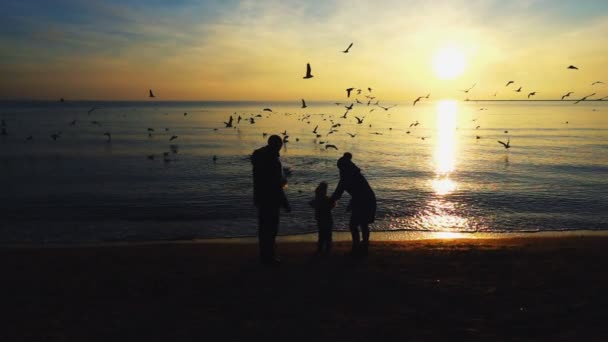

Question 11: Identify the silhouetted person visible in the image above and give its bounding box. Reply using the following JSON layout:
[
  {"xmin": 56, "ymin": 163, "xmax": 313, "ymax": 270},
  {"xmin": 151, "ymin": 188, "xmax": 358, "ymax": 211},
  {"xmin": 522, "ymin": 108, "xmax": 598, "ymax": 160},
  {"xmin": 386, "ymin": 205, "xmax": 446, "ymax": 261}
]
[
  {"xmin": 309, "ymin": 181, "xmax": 335, "ymax": 254},
  {"xmin": 331, "ymin": 152, "xmax": 376, "ymax": 257},
  {"xmin": 251, "ymin": 135, "xmax": 291, "ymax": 265}
]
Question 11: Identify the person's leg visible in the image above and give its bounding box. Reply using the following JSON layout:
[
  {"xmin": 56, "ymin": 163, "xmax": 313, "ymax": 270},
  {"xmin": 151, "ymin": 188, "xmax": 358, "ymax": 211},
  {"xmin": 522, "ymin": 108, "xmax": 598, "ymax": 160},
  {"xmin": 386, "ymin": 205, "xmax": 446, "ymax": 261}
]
[
  {"xmin": 349, "ymin": 215, "xmax": 360, "ymax": 255},
  {"xmin": 258, "ymin": 206, "xmax": 279, "ymax": 263},
  {"xmin": 317, "ymin": 223, "xmax": 324, "ymax": 253},
  {"xmin": 326, "ymin": 225, "xmax": 333, "ymax": 253},
  {"xmin": 360, "ymin": 223, "xmax": 370, "ymax": 256}
]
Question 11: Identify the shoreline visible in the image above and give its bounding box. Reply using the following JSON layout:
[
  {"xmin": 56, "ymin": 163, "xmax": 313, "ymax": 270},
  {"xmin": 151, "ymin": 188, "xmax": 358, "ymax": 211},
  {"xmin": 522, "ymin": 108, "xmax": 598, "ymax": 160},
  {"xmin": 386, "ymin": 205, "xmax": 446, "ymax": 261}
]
[{"xmin": 1, "ymin": 229, "xmax": 607, "ymax": 249}]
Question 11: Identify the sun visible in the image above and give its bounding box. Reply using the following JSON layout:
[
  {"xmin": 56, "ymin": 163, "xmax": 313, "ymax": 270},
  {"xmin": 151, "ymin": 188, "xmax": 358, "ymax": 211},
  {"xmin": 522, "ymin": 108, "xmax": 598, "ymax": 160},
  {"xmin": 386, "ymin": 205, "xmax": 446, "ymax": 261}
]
[{"xmin": 432, "ymin": 46, "xmax": 466, "ymax": 80}]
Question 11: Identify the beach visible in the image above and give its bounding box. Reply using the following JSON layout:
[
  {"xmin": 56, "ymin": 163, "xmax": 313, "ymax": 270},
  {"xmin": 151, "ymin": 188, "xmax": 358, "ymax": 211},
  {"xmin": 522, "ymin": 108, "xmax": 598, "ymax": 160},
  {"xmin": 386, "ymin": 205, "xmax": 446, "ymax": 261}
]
[{"xmin": 2, "ymin": 235, "xmax": 607, "ymax": 341}]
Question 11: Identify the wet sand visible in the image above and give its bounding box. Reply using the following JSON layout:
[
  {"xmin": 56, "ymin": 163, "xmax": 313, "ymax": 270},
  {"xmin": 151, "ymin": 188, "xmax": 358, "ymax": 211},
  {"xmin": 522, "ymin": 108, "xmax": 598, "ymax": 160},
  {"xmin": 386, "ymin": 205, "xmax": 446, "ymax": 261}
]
[{"xmin": 2, "ymin": 236, "xmax": 607, "ymax": 341}]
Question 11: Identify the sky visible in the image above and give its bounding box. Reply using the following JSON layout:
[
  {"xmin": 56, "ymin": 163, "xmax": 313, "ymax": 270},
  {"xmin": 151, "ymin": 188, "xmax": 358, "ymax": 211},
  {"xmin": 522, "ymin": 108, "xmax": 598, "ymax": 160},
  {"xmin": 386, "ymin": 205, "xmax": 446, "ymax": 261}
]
[{"xmin": 1, "ymin": 0, "xmax": 608, "ymax": 101}]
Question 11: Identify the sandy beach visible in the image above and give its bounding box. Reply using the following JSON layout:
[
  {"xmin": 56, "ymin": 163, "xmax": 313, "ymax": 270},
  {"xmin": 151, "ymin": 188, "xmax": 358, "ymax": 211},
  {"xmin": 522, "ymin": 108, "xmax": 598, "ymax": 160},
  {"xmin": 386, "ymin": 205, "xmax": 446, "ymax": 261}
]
[{"xmin": 2, "ymin": 235, "xmax": 607, "ymax": 341}]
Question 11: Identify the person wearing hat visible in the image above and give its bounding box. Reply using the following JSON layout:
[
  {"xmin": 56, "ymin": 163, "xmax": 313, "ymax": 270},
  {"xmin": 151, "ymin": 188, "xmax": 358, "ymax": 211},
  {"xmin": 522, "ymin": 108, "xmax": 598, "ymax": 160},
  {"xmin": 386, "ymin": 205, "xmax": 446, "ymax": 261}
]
[
  {"xmin": 251, "ymin": 135, "xmax": 291, "ymax": 265},
  {"xmin": 331, "ymin": 152, "xmax": 376, "ymax": 256}
]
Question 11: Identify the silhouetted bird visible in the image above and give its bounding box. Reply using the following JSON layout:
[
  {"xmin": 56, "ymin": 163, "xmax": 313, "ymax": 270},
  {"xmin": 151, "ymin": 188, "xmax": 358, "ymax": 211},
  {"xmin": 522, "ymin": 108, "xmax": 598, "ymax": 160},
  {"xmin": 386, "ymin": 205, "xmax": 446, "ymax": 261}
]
[
  {"xmin": 413, "ymin": 96, "xmax": 423, "ymax": 106},
  {"xmin": 88, "ymin": 106, "xmax": 97, "ymax": 114},
  {"xmin": 224, "ymin": 115, "xmax": 234, "ymax": 128},
  {"xmin": 514, "ymin": 87, "xmax": 522, "ymax": 92},
  {"xmin": 342, "ymin": 42, "xmax": 353, "ymax": 53},
  {"xmin": 303, "ymin": 63, "xmax": 314, "ymax": 79},
  {"xmin": 345, "ymin": 103, "xmax": 354, "ymax": 110},
  {"xmin": 459, "ymin": 83, "xmax": 476, "ymax": 93},
  {"xmin": 263, "ymin": 108, "xmax": 273, "ymax": 112},
  {"xmin": 301, "ymin": 99, "xmax": 307, "ymax": 108},
  {"xmin": 498, "ymin": 138, "xmax": 511, "ymax": 149},
  {"xmin": 183, "ymin": 112, "xmax": 188, "ymax": 116},
  {"xmin": 325, "ymin": 144, "xmax": 338, "ymax": 150},
  {"xmin": 170, "ymin": 135, "xmax": 178, "ymax": 141},
  {"xmin": 574, "ymin": 93, "xmax": 596, "ymax": 104},
  {"xmin": 378, "ymin": 105, "xmax": 395, "ymax": 111},
  {"xmin": 70, "ymin": 120, "xmax": 77, "ymax": 126},
  {"xmin": 212, "ymin": 155, "xmax": 217, "ymax": 162},
  {"xmin": 149, "ymin": 89, "xmax": 155, "ymax": 98},
  {"xmin": 312, "ymin": 125, "xmax": 318, "ymax": 134},
  {"xmin": 51, "ymin": 133, "xmax": 61, "ymax": 140},
  {"xmin": 147, "ymin": 128, "xmax": 154, "ymax": 132},
  {"xmin": 347, "ymin": 133, "xmax": 356, "ymax": 138},
  {"xmin": 505, "ymin": 81, "xmax": 514, "ymax": 87},
  {"xmin": 262, "ymin": 132, "xmax": 268, "ymax": 137},
  {"xmin": 355, "ymin": 116, "xmax": 364, "ymax": 124},
  {"xmin": 346, "ymin": 88, "xmax": 354, "ymax": 98},
  {"xmin": 476, "ymin": 135, "xmax": 481, "ymax": 140},
  {"xmin": 562, "ymin": 92, "xmax": 574, "ymax": 100},
  {"xmin": 567, "ymin": 65, "xmax": 578, "ymax": 70},
  {"xmin": 528, "ymin": 92, "xmax": 536, "ymax": 99},
  {"xmin": 591, "ymin": 81, "xmax": 604, "ymax": 85}
]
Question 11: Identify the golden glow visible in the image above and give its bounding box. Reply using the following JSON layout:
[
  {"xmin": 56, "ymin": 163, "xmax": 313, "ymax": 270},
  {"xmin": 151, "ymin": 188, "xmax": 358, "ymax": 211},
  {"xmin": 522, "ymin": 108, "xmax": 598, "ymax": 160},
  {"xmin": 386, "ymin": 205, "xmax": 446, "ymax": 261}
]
[
  {"xmin": 432, "ymin": 46, "xmax": 466, "ymax": 80},
  {"xmin": 434, "ymin": 100, "xmax": 457, "ymax": 178},
  {"xmin": 433, "ymin": 231, "xmax": 467, "ymax": 239}
]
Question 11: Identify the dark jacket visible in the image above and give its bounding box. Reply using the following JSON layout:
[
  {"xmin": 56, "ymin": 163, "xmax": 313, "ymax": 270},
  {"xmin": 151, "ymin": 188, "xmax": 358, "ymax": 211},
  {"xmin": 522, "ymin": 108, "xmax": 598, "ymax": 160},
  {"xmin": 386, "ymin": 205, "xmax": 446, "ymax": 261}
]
[
  {"xmin": 331, "ymin": 165, "xmax": 376, "ymax": 224},
  {"xmin": 251, "ymin": 145, "xmax": 289, "ymax": 209},
  {"xmin": 309, "ymin": 195, "xmax": 335, "ymax": 227}
]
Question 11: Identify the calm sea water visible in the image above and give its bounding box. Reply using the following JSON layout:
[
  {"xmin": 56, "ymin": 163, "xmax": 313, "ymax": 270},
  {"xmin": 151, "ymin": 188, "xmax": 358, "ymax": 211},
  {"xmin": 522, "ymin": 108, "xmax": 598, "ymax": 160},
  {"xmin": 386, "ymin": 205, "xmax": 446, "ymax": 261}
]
[{"xmin": 1, "ymin": 100, "xmax": 607, "ymax": 243}]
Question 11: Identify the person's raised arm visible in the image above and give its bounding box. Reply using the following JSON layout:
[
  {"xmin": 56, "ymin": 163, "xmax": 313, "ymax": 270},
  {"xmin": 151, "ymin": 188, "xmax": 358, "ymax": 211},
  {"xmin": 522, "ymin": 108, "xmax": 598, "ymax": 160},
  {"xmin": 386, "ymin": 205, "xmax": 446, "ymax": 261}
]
[{"xmin": 330, "ymin": 177, "xmax": 345, "ymax": 202}]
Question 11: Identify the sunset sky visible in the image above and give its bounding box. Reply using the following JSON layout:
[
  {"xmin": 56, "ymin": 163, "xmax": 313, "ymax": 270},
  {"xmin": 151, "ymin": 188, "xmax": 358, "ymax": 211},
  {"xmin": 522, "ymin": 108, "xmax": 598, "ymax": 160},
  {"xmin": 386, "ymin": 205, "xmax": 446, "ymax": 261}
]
[{"xmin": 1, "ymin": 0, "xmax": 607, "ymax": 101}]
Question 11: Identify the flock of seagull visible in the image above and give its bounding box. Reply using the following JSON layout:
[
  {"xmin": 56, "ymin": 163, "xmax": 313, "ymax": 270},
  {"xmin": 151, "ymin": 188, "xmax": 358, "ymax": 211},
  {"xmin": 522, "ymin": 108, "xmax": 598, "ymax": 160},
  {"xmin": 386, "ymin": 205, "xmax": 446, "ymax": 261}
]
[{"xmin": 1, "ymin": 42, "xmax": 606, "ymax": 158}]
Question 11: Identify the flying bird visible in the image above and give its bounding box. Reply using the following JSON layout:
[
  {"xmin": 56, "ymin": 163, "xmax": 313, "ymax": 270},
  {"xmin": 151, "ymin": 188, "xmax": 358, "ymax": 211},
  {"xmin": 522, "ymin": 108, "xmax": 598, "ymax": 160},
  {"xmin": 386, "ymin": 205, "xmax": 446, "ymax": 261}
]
[
  {"xmin": 224, "ymin": 115, "xmax": 233, "ymax": 128},
  {"xmin": 567, "ymin": 65, "xmax": 578, "ymax": 70},
  {"xmin": 169, "ymin": 135, "xmax": 178, "ymax": 141},
  {"xmin": 527, "ymin": 92, "xmax": 536, "ymax": 99},
  {"xmin": 591, "ymin": 81, "xmax": 604, "ymax": 85},
  {"xmin": 497, "ymin": 138, "xmax": 511, "ymax": 149},
  {"xmin": 50, "ymin": 133, "xmax": 61, "ymax": 141},
  {"xmin": 88, "ymin": 106, "xmax": 97, "ymax": 114},
  {"xmin": 301, "ymin": 99, "xmax": 307, "ymax": 108},
  {"xmin": 347, "ymin": 133, "xmax": 356, "ymax": 138},
  {"xmin": 344, "ymin": 103, "xmax": 354, "ymax": 110},
  {"xmin": 413, "ymin": 96, "xmax": 424, "ymax": 106},
  {"xmin": 505, "ymin": 81, "xmax": 514, "ymax": 87},
  {"xmin": 342, "ymin": 42, "xmax": 353, "ymax": 53},
  {"xmin": 355, "ymin": 116, "xmax": 364, "ymax": 124},
  {"xmin": 149, "ymin": 89, "xmax": 155, "ymax": 98},
  {"xmin": 312, "ymin": 125, "xmax": 318, "ymax": 134},
  {"xmin": 459, "ymin": 83, "xmax": 476, "ymax": 93},
  {"xmin": 325, "ymin": 144, "xmax": 338, "ymax": 150},
  {"xmin": 303, "ymin": 63, "xmax": 313, "ymax": 79},
  {"xmin": 514, "ymin": 87, "xmax": 522, "ymax": 93},
  {"xmin": 263, "ymin": 108, "xmax": 273, "ymax": 112},
  {"xmin": 346, "ymin": 88, "xmax": 355, "ymax": 98},
  {"xmin": 574, "ymin": 93, "xmax": 596, "ymax": 104},
  {"xmin": 561, "ymin": 92, "xmax": 574, "ymax": 100},
  {"xmin": 378, "ymin": 105, "xmax": 395, "ymax": 111}
]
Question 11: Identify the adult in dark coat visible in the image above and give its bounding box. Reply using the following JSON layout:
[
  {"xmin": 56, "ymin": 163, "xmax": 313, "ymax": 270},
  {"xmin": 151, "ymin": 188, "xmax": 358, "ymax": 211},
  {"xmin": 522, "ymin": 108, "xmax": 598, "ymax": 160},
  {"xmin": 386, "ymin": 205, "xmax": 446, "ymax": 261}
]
[
  {"xmin": 251, "ymin": 135, "xmax": 291, "ymax": 265},
  {"xmin": 331, "ymin": 152, "xmax": 376, "ymax": 256}
]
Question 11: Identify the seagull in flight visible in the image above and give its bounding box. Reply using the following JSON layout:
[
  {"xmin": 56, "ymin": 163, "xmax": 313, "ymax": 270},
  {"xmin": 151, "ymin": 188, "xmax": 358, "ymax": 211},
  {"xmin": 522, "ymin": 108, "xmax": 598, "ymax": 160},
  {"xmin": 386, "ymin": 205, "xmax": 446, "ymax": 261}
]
[
  {"xmin": 301, "ymin": 99, "xmax": 307, "ymax": 108},
  {"xmin": 169, "ymin": 135, "xmax": 178, "ymax": 141},
  {"xmin": 514, "ymin": 87, "xmax": 522, "ymax": 93},
  {"xmin": 303, "ymin": 63, "xmax": 314, "ymax": 79},
  {"xmin": 312, "ymin": 125, "xmax": 318, "ymax": 134},
  {"xmin": 263, "ymin": 108, "xmax": 273, "ymax": 112},
  {"xmin": 378, "ymin": 104, "xmax": 396, "ymax": 111},
  {"xmin": 88, "ymin": 106, "xmax": 97, "ymax": 114},
  {"xmin": 574, "ymin": 93, "xmax": 596, "ymax": 104},
  {"xmin": 409, "ymin": 121, "xmax": 419, "ymax": 127},
  {"xmin": 591, "ymin": 81, "xmax": 604, "ymax": 85},
  {"xmin": 527, "ymin": 92, "xmax": 537, "ymax": 99},
  {"xmin": 224, "ymin": 115, "xmax": 233, "ymax": 128},
  {"xmin": 344, "ymin": 103, "xmax": 354, "ymax": 110},
  {"xmin": 567, "ymin": 65, "xmax": 578, "ymax": 70},
  {"xmin": 346, "ymin": 88, "xmax": 355, "ymax": 98},
  {"xmin": 149, "ymin": 89, "xmax": 155, "ymax": 98},
  {"xmin": 342, "ymin": 42, "xmax": 353, "ymax": 53},
  {"xmin": 459, "ymin": 83, "xmax": 476, "ymax": 93},
  {"xmin": 347, "ymin": 133, "xmax": 356, "ymax": 138},
  {"xmin": 355, "ymin": 116, "xmax": 364, "ymax": 124},
  {"xmin": 561, "ymin": 92, "xmax": 574, "ymax": 100},
  {"xmin": 413, "ymin": 96, "xmax": 424, "ymax": 106},
  {"xmin": 505, "ymin": 81, "xmax": 514, "ymax": 87},
  {"xmin": 497, "ymin": 138, "xmax": 511, "ymax": 149}
]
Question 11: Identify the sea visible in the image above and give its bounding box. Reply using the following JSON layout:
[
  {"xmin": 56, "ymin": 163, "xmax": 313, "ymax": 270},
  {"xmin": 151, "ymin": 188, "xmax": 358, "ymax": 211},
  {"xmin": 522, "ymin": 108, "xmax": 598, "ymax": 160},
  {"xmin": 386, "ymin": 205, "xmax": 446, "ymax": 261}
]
[{"xmin": 1, "ymin": 99, "xmax": 607, "ymax": 244}]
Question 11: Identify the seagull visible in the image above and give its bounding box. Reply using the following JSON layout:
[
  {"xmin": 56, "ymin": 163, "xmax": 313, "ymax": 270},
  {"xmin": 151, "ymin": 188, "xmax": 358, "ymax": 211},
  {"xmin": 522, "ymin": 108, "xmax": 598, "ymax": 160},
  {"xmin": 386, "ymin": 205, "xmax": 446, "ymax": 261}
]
[
  {"xmin": 149, "ymin": 89, "xmax": 155, "ymax": 98},
  {"xmin": 88, "ymin": 106, "xmax": 97, "ymax": 114},
  {"xmin": 346, "ymin": 88, "xmax": 355, "ymax": 98},
  {"xmin": 368, "ymin": 87, "xmax": 372, "ymax": 92},
  {"xmin": 413, "ymin": 96, "xmax": 423, "ymax": 106},
  {"xmin": 356, "ymin": 98, "xmax": 362, "ymax": 104},
  {"xmin": 347, "ymin": 133, "xmax": 356, "ymax": 138},
  {"xmin": 357, "ymin": 89, "xmax": 362, "ymax": 95},
  {"xmin": 50, "ymin": 133, "xmax": 61, "ymax": 140},
  {"xmin": 497, "ymin": 138, "xmax": 511, "ymax": 149},
  {"xmin": 409, "ymin": 121, "xmax": 419, "ymax": 127},
  {"xmin": 567, "ymin": 65, "xmax": 578, "ymax": 70},
  {"xmin": 591, "ymin": 81, "xmax": 604, "ymax": 85},
  {"xmin": 344, "ymin": 103, "xmax": 354, "ymax": 110},
  {"xmin": 574, "ymin": 93, "xmax": 596, "ymax": 104},
  {"xmin": 378, "ymin": 105, "xmax": 396, "ymax": 111},
  {"xmin": 183, "ymin": 112, "xmax": 188, "ymax": 116},
  {"xmin": 341, "ymin": 110, "xmax": 349, "ymax": 119},
  {"xmin": 224, "ymin": 115, "xmax": 233, "ymax": 128},
  {"xmin": 262, "ymin": 132, "xmax": 268, "ymax": 137},
  {"xmin": 263, "ymin": 108, "xmax": 272, "ymax": 112},
  {"xmin": 303, "ymin": 63, "xmax": 313, "ymax": 79},
  {"xmin": 301, "ymin": 99, "xmax": 307, "ymax": 108},
  {"xmin": 342, "ymin": 42, "xmax": 353, "ymax": 53},
  {"xmin": 355, "ymin": 116, "xmax": 364, "ymax": 124},
  {"xmin": 281, "ymin": 130, "xmax": 287, "ymax": 136},
  {"xmin": 170, "ymin": 135, "xmax": 178, "ymax": 141},
  {"xmin": 476, "ymin": 136, "xmax": 481, "ymax": 140},
  {"xmin": 459, "ymin": 83, "xmax": 476, "ymax": 93},
  {"xmin": 505, "ymin": 81, "xmax": 514, "ymax": 87},
  {"xmin": 147, "ymin": 128, "xmax": 154, "ymax": 132},
  {"xmin": 561, "ymin": 92, "xmax": 574, "ymax": 100},
  {"xmin": 312, "ymin": 125, "xmax": 318, "ymax": 134},
  {"xmin": 528, "ymin": 92, "xmax": 536, "ymax": 99},
  {"xmin": 250, "ymin": 118, "xmax": 255, "ymax": 124},
  {"xmin": 237, "ymin": 115, "xmax": 242, "ymax": 124},
  {"xmin": 103, "ymin": 132, "xmax": 111, "ymax": 141},
  {"xmin": 325, "ymin": 144, "xmax": 338, "ymax": 150},
  {"xmin": 514, "ymin": 87, "xmax": 522, "ymax": 93}
]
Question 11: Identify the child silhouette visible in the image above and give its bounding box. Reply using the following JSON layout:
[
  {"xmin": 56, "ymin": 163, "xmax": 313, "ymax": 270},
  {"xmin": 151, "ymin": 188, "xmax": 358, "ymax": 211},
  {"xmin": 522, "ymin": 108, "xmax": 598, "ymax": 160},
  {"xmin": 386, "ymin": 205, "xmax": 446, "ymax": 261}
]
[{"xmin": 309, "ymin": 182, "xmax": 336, "ymax": 254}]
